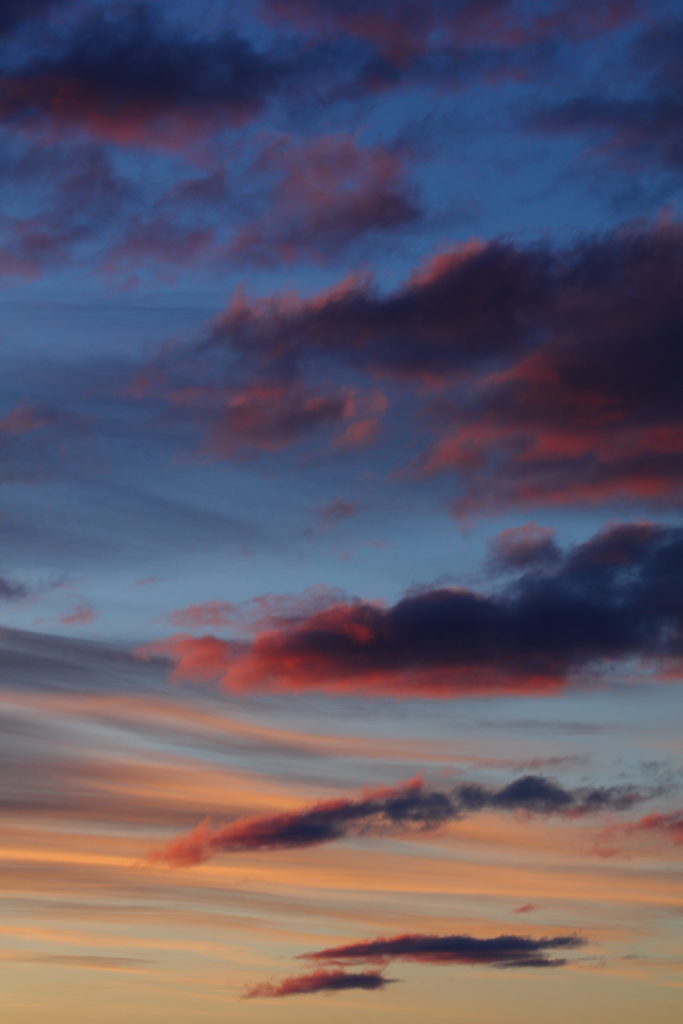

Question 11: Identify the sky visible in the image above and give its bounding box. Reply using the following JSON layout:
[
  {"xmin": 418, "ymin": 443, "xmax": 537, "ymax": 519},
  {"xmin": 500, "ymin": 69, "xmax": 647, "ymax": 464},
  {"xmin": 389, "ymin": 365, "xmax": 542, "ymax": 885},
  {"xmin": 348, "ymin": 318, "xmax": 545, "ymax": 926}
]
[{"xmin": 0, "ymin": 1, "xmax": 682, "ymax": 1021}]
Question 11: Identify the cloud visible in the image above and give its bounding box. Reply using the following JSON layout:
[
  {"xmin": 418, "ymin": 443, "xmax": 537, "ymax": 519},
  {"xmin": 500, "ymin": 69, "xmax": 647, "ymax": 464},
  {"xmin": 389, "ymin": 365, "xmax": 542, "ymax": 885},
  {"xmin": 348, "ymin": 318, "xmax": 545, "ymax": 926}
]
[
  {"xmin": 303, "ymin": 930, "xmax": 586, "ymax": 968},
  {"xmin": 59, "ymin": 602, "xmax": 97, "ymax": 626},
  {"xmin": 0, "ymin": 0, "xmax": 70, "ymax": 38},
  {"xmin": 228, "ymin": 133, "xmax": 422, "ymax": 265},
  {"xmin": 0, "ymin": 576, "xmax": 29, "ymax": 601},
  {"xmin": 597, "ymin": 809, "xmax": 683, "ymax": 855},
  {"xmin": 165, "ymin": 601, "xmax": 237, "ymax": 629},
  {"xmin": 488, "ymin": 524, "xmax": 561, "ymax": 572},
  {"xmin": 0, "ymin": 143, "xmax": 135, "ymax": 277},
  {"xmin": 533, "ymin": 20, "xmax": 683, "ymax": 172},
  {"xmin": 164, "ymin": 586, "xmax": 347, "ymax": 636},
  {"xmin": 263, "ymin": 0, "xmax": 643, "ymax": 94},
  {"xmin": 188, "ymin": 384, "xmax": 355, "ymax": 457},
  {"xmin": 152, "ymin": 381, "xmax": 386, "ymax": 460},
  {"xmin": 137, "ymin": 522, "xmax": 683, "ymax": 698},
  {"xmin": 243, "ymin": 967, "xmax": 394, "ymax": 998},
  {"xmin": 244, "ymin": 924, "xmax": 588, "ymax": 998},
  {"xmin": 624, "ymin": 810, "xmax": 683, "ymax": 844},
  {"xmin": 149, "ymin": 772, "xmax": 651, "ymax": 867},
  {"xmin": 207, "ymin": 238, "xmax": 546, "ymax": 378},
  {"xmin": 317, "ymin": 499, "xmax": 358, "ymax": 526},
  {"xmin": 0, "ymin": 403, "xmax": 90, "ymax": 482},
  {"xmin": 201, "ymin": 221, "xmax": 683, "ymax": 510},
  {"xmin": 0, "ymin": 5, "xmax": 305, "ymax": 148}
]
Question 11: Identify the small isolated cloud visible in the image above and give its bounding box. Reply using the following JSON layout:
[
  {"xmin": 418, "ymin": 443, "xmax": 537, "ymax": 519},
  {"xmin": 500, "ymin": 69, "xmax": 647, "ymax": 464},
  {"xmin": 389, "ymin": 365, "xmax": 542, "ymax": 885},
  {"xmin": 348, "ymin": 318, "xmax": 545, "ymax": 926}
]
[
  {"xmin": 317, "ymin": 499, "xmax": 358, "ymax": 526},
  {"xmin": 59, "ymin": 602, "xmax": 97, "ymax": 626},
  {"xmin": 243, "ymin": 967, "xmax": 394, "ymax": 998}
]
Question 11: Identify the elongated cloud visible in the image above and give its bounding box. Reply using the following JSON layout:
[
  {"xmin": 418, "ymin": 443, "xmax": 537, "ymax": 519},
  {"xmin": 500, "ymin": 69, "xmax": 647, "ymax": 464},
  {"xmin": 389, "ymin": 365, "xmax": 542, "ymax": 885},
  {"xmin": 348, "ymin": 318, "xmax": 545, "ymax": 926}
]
[
  {"xmin": 243, "ymin": 929, "xmax": 587, "ymax": 999},
  {"xmin": 150, "ymin": 773, "xmax": 650, "ymax": 867},
  {"xmin": 303, "ymin": 931, "xmax": 586, "ymax": 969},
  {"xmin": 159, "ymin": 382, "xmax": 385, "ymax": 458},
  {"xmin": 243, "ymin": 967, "xmax": 394, "ymax": 998},
  {"xmin": 597, "ymin": 809, "xmax": 683, "ymax": 855},
  {"xmin": 138, "ymin": 522, "xmax": 683, "ymax": 699},
  {"xmin": 0, "ymin": 6, "xmax": 306, "ymax": 147},
  {"xmin": 625, "ymin": 810, "xmax": 683, "ymax": 844},
  {"xmin": 264, "ymin": 0, "xmax": 643, "ymax": 94}
]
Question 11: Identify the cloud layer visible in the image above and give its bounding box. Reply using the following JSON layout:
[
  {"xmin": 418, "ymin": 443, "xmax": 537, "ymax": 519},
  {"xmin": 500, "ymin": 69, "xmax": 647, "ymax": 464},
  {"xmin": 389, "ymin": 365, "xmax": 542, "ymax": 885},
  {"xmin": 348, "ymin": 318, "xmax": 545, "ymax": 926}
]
[
  {"xmin": 151, "ymin": 772, "xmax": 651, "ymax": 867},
  {"xmin": 139, "ymin": 522, "xmax": 683, "ymax": 698}
]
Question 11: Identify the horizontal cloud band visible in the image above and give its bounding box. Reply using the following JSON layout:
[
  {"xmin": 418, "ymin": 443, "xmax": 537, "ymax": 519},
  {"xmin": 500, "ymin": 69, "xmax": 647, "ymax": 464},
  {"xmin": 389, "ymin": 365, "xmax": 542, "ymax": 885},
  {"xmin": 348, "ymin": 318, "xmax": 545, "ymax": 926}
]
[
  {"xmin": 303, "ymin": 931, "xmax": 586, "ymax": 969},
  {"xmin": 150, "ymin": 773, "xmax": 652, "ymax": 867}
]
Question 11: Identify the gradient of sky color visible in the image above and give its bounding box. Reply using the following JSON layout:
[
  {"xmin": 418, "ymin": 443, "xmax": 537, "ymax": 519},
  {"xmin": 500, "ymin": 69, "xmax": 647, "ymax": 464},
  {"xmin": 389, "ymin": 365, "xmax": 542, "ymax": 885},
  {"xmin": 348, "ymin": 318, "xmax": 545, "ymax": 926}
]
[{"xmin": 1, "ymin": 2, "xmax": 682, "ymax": 1022}]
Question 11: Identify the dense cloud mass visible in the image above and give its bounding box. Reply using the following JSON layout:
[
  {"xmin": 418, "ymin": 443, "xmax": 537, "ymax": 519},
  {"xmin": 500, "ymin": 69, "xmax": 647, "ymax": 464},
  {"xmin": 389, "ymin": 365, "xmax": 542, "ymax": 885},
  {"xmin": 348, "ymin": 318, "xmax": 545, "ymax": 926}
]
[
  {"xmin": 0, "ymin": 6, "xmax": 304, "ymax": 145},
  {"xmin": 198, "ymin": 222, "xmax": 683, "ymax": 508},
  {"xmin": 304, "ymin": 931, "xmax": 586, "ymax": 968},
  {"xmin": 243, "ymin": 967, "xmax": 394, "ymax": 998},
  {"xmin": 139, "ymin": 522, "xmax": 683, "ymax": 698},
  {"xmin": 151, "ymin": 772, "xmax": 652, "ymax": 866}
]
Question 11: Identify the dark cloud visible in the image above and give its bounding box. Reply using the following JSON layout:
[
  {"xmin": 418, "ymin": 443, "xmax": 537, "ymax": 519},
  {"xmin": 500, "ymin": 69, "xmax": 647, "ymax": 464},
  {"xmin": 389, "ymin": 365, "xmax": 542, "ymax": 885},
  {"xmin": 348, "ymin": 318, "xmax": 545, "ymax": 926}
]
[
  {"xmin": 200, "ymin": 221, "xmax": 683, "ymax": 511},
  {"xmin": 243, "ymin": 967, "xmax": 394, "ymax": 998},
  {"xmin": 0, "ymin": 5, "xmax": 304, "ymax": 146},
  {"xmin": 303, "ymin": 930, "xmax": 586, "ymax": 968},
  {"xmin": 244, "ymin": 925, "xmax": 587, "ymax": 998},
  {"xmin": 207, "ymin": 239, "xmax": 550, "ymax": 378},
  {"xmin": 140, "ymin": 522, "xmax": 683, "ymax": 698},
  {"xmin": 0, "ymin": 575, "xmax": 29, "ymax": 601},
  {"xmin": 150, "ymin": 771, "xmax": 652, "ymax": 866},
  {"xmin": 0, "ymin": 0, "xmax": 71, "ymax": 37}
]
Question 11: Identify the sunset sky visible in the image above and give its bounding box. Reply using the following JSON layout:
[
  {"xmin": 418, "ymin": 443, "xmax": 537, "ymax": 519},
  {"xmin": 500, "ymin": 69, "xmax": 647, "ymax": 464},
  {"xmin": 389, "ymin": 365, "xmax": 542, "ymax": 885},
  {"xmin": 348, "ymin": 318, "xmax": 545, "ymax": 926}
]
[{"xmin": 1, "ymin": 2, "xmax": 682, "ymax": 1021}]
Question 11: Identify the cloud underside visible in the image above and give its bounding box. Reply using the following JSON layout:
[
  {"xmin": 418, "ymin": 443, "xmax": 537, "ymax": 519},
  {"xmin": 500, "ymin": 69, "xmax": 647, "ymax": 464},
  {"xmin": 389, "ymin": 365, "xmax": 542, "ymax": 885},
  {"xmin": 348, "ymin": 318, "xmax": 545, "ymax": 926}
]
[{"xmin": 139, "ymin": 522, "xmax": 683, "ymax": 699}]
